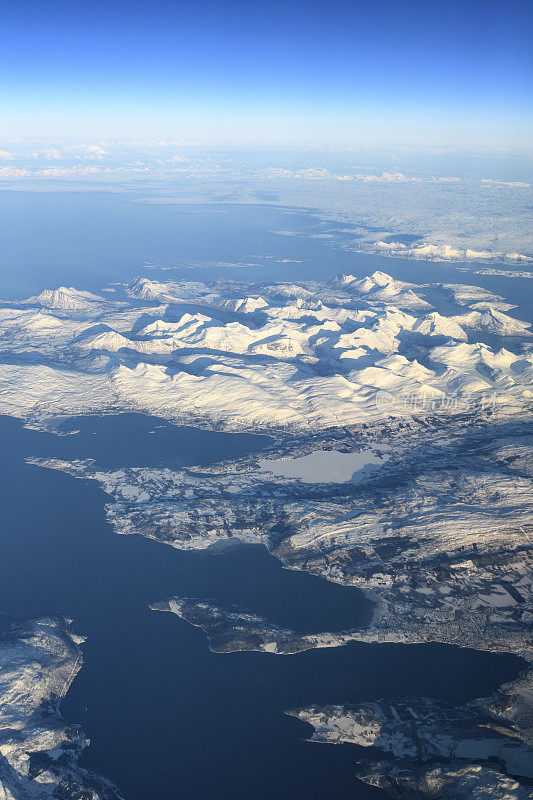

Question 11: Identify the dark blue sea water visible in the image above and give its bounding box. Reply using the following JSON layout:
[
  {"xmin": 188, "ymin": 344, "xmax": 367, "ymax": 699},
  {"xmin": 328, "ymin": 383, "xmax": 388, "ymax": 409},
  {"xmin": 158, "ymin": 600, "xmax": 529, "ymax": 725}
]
[{"xmin": 0, "ymin": 414, "xmax": 524, "ymax": 800}]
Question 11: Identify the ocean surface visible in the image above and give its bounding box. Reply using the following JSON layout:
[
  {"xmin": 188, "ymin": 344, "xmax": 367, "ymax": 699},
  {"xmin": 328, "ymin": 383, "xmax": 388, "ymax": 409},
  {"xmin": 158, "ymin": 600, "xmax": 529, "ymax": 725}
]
[{"xmin": 0, "ymin": 191, "xmax": 531, "ymax": 798}]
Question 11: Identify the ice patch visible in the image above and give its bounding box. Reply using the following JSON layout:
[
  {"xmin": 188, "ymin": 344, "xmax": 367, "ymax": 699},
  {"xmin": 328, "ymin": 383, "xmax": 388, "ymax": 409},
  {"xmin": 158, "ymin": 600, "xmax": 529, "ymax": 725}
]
[{"xmin": 259, "ymin": 448, "xmax": 389, "ymax": 483}]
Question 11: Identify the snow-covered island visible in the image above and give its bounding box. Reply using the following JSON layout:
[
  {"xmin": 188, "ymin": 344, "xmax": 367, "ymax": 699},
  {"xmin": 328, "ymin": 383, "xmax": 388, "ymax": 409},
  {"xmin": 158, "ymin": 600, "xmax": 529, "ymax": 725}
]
[
  {"xmin": 0, "ymin": 617, "xmax": 124, "ymax": 799},
  {"xmin": 1, "ymin": 270, "xmax": 532, "ymax": 798},
  {"xmin": 289, "ymin": 694, "xmax": 533, "ymax": 798}
]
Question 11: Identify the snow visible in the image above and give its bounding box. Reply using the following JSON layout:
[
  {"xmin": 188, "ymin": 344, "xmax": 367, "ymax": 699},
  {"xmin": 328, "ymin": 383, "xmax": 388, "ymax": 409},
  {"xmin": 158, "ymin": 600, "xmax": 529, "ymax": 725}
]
[
  {"xmin": 0, "ymin": 364, "xmax": 112, "ymax": 418},
  {"xmin": 452, "ymin": 308, "xmax": 531, "ymax": 336},
  {"xmin": 258, "ymin": 448, "xmax": 388, "ymax": 483},
  {"xmin": 0, "ymin": 271, "xmax": 530, "ymax": 429},
  {"xmin": 0, "ymin": 617, "xmax": 123, "ymax": 799},
  {"xmin": 413, "ymin": 312, "xmax": 468, "ymax": 341},
  {"xmin": 334, "ymin": 271, "xmax": 431, "ymax": 310},
  {"xmin": 1, "ymin": 270, "xmax": 531, "ymax": 798}
]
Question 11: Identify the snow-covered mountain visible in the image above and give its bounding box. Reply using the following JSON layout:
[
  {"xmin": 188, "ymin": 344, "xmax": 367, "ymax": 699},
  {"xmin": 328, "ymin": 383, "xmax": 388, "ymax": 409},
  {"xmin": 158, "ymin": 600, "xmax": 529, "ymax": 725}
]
[
  {"xmin": 33, "ymin": 286, "xmax": 120, "ymax": 313},
  {"xmin": 0, "ymin": 271, "xmax": 531, "ymax": 429},
  {"xmin": 334, "ymin": 271, "xmax": 432, "ymax": 310}
]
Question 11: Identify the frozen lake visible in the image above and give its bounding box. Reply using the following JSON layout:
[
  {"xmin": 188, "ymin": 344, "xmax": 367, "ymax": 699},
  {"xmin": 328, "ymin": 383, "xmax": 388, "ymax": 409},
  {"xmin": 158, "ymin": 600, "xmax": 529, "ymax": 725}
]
[{"xmin": 259, "ymin": 448, "xmax": 389, "ymax": 483}]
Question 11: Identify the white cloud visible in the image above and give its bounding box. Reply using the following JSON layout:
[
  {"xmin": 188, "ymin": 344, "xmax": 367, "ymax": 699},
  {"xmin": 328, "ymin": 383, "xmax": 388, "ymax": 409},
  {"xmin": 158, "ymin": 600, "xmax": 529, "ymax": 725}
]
[
  {"xmin": 354, "ymin": 171, "xmax": 421, "ymax": 183},
  {"xmin": 262, "ymin": 168, "xmax": 422, "ymax": 183},
  {"xmin": 0, "ymin": 167, "xmax": 29, "ymax": 177},
  {"xmin": 31, "ymin": 148, "xmax": 62, "ymax": 160},
  {"xmin": 67, "ymin": 144, "xmax": 108, "ymax": 158},
  {"xmin": 481, "ymin": 179, "xmax": 531, "ymax": 188}
]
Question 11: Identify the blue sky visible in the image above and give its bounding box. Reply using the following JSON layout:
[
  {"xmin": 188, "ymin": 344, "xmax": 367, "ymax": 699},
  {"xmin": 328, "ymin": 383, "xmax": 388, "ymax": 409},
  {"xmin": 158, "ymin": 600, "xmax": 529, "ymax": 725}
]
[{"xmin": 1, "ymin": 0, "xmax": 532, "ymax": 147}]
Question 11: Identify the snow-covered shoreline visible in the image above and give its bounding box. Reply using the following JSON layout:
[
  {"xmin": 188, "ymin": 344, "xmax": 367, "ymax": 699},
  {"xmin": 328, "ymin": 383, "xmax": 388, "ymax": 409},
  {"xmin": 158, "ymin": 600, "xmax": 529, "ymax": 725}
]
[{"xmin": 1, "ymin": 269, "xmax": 532, "ymax": 799}]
